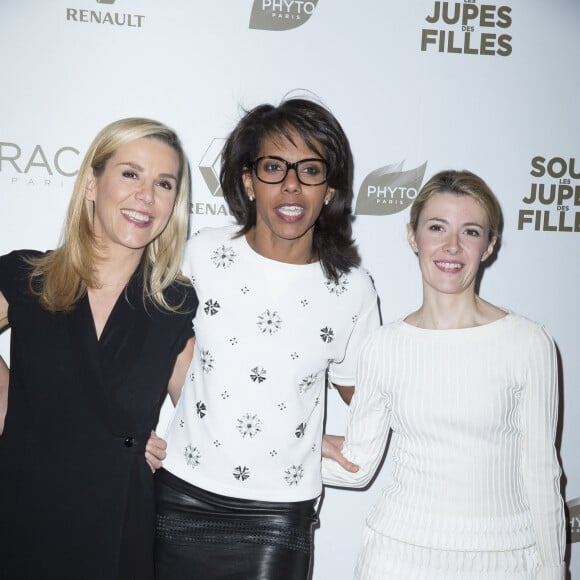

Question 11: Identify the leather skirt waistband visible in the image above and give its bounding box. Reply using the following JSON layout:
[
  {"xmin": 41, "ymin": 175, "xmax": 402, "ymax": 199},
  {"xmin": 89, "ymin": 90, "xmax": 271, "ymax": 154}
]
[{"xmin": 155, "ymin": 469, "xmax": 319, "ymax": 553}]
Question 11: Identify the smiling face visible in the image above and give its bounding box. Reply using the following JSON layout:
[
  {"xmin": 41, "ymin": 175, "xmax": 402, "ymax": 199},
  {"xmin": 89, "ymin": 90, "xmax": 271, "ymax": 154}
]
[
  {"xmin": 407, "ymin": 192, "xmax": 496, "ymax": 298},
  {"xmin": 85, "ymin": 137, "xmax": 180, "ymax": 258},
  {"xmin": 241, "ymin": 131, "xmax": 335, "ymax": 262}
]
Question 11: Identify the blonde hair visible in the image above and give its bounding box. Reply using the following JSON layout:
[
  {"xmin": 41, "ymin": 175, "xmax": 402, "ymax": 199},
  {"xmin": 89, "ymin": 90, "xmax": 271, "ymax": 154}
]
[
  {"xmin": 29, "ymin": 117, "xmax": 191, "ymax": 312},
  {"xmin": 409, "ymin": 169, "xmax": 502, "ymax": 242}
]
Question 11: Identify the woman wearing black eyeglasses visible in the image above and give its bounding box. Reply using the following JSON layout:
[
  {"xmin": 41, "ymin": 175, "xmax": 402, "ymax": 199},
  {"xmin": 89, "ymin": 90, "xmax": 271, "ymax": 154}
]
[{"xmin": 154, "ymin": 98, "xmax": 380, "ymax": 580}]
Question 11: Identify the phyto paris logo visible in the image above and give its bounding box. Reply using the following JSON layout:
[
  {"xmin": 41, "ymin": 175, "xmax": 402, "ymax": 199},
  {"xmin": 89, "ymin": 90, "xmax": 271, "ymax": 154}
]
[
  {"xmin": 66, "ymin": 0, "xmax": 145, "ymax": 28},
  {"xmin": 249, "ymin": 0, "xmax": 319, "ymax": 31},
  {"xmin": 421, "ymin": 1, "xmax": 512, "ymax": 56},
  {"xmin": 0, "ymin": 141, "xmax": 79, "ymax": 189},
  {"xmin": 355, "ymin": 162, "xmax": 427, "ymax": 216},
  {"xmin": 518, "ymin": 156, "xmax": 580, "ymax": 233},
  {"xmin": 569, "ymin": 497, "xmax": 580, "ymax": 544}
]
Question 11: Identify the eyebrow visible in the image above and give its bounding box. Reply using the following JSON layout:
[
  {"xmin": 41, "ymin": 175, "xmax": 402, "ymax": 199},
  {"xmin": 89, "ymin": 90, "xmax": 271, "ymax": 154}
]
[
  {"xmin": 426, "ymin": 217, "xmax": 485, "ymax": 229},
  {"xmin": 262, "ymin": 155, "xmax": 325, "ymax": 163},
  {"xmin": 117, "ymin": 161, "xmax": 178, "ymax": 181}
]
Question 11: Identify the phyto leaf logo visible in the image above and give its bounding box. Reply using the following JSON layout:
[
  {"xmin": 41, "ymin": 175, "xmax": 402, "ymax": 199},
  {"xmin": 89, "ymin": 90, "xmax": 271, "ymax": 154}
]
[
  {"xmin": 569, "ymin": 497, "xmax": 580, "ymax": 544},
  {"xmin": 198, "ymin": 138, "xmax": 226, "ymax": 197},
  {"xmin": 355, "ymin": 161, "xmax": 427, "ymax": 216},
  {"xmin": 249, "ymin": 0, "xmax": 319, "ymax": 31}
]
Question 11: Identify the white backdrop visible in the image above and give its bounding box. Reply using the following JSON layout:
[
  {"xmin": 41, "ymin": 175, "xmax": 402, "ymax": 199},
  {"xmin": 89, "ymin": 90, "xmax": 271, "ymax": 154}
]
[{"xmin": 1, "ymin": 1, "xmax": 579, "ymax": 577}]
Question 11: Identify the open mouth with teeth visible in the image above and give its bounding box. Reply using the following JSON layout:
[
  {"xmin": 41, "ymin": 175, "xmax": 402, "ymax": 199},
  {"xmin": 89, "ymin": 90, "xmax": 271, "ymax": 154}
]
[
  {"xmin": 435, "ymin": 261, "xmax": 463, "ymax": 270},
  {"xmin": 121, "ymin": 209, "xmax": 152, "ymax": 225},
  {"xmin": 276, "ymin": 204, "xmax": 305, "ymax": 219}
]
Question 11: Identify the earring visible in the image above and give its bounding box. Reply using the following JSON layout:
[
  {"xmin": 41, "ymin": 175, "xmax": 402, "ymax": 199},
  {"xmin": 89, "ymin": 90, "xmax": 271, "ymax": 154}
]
[
  {"xmin": 248, "ymin": 194, "xmax": 255, "ymax": 201},
  {"xmin": 324, "ymin": 199, "xmax": 329, "ymax": 206}
]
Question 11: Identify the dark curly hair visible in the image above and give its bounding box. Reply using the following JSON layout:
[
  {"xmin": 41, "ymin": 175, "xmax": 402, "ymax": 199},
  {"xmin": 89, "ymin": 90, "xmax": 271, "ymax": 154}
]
[{"xmin": 220, "ymin": 98, "xmax": 360, "ymax": 283}]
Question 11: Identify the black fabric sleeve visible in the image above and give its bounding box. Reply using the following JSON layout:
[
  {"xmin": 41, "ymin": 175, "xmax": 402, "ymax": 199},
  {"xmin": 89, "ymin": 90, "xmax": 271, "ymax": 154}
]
[{"xmin": 0, "ymin": 250, "xmax": 41, "ymax": 303}]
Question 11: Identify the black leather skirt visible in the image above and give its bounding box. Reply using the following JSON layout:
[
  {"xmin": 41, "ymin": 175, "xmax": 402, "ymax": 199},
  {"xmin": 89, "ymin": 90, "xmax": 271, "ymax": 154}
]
[{"xmin": 154, "ymin": 469, "xmax": 319, "ymax": 580}]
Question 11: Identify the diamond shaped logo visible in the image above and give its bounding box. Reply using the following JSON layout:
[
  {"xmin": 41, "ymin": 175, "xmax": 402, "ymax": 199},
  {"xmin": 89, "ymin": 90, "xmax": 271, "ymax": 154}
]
[{"xmin": 199, "ymin": 138, "xmax": 226, "ymax": 197}]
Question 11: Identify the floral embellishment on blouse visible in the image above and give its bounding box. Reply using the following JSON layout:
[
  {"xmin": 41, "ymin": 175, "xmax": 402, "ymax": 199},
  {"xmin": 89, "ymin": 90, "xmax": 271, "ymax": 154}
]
[
  {"xmin": 233, "ymin": 466, "xmax": 251, "ymax": 481},
  {"xmin": 200, "ymin": 349, "xmax": 214, "ymax": 373},
  {"xmin": 298, "ymin": 373, "xmax": 317, "ymax": 394},
  {"xmin": 236, "ymin": 413, "xmax": 263, "ymax": 438},
  {"xmin": 184, "ymin": 444, "xmax": 201, "ymax": 468},
  {"xmin": 204, "ymin": 299, "xmax": 220, "ymax": 316},
  {"xmin": 250, "ymin": 366, "xmax": 267, "ymax": 383},
  {"xmin": 257, "ymin": 309, "xmax": 282, "ymax": 335},
  {"xmin": 295, "ymin": 422, "xmax": 306, "ymax": 438},
  {"xmin": 284, "ymin": 464, "xmax": 304, "ymax": 486},
  {"xmin": 325, "ymin": 273, "xmax": 349, "ymax": 296},
  {"xmin": 320, "ymin": 326, "xmax": 334, "ymax": 343},
  {"xmin": 196, "ymin": 401, "xmax": 207, "ymax": 418},
  {"xmin": 211, "ymin": 244, "xmax": 236, "ymax": 269}
]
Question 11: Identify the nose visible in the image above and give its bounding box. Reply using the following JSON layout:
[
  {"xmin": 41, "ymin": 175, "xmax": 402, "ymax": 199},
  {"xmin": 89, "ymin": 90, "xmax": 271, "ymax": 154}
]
[
  {"xmin": 282, "ymin": 166, "xmax": 301, "ymax": 193},
  {"xmin": 136, "ymin": 181, "xmax": 155, "ymax": 205},
  {"xmin": 444, "ymin": 231, "xmax": 461, "ymax": 254}
]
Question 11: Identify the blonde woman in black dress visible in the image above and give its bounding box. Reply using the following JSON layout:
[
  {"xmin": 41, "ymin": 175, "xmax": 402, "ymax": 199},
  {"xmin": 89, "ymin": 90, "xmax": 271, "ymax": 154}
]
[{"xmin": 0, "ymin": 118, "xmax": 197, "ymax": 580}]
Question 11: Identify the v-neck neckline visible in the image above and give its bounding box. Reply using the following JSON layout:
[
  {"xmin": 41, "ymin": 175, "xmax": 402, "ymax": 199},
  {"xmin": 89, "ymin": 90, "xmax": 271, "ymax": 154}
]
[
  {"xmin": 87, "ymin": 264, "xmax": 143, "ymax": 343},
  {"xmin": 88, "ymin": 285, "xmax": 128, "ymax": 343}
]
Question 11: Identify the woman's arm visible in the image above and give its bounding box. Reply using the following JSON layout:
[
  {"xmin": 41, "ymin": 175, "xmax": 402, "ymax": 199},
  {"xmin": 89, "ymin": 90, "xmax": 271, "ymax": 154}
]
[
  {"xmin": 322, "ymin": 331, "xmax": 392, "ymax": 488},
  {"xmin": 0, "ymin": 291, "xmax": 10, "ymax": 435},
  {"xmin": 0, "ymin": 290, "xmax": 8, "ymax": 330},
  {"xmin": 327, "ymin": 273, "xmax": 381, "ymax": 397},
  {"xmin": 322, "ymin": 434, "xmax": 358, "ymax": 473},
  {"xmin": 145, "ymin": 431, "xmax": 167, "ymax": 473},
  {"xmin": 334, "ymin": 385, "xmax": 354, "ymax": 404},
  {"xmin": 0, "ymin": 355, "xmax": 8, "ymax": 435},
  {"xmin": 144, "ymin": 336, "xmax": 195, "ymax": 471},
  {"xmin": 167, "ymin": 336, "xmax": 194, "ymax": 405},
  {"xmin": 521, "ymin": 326, "xmax": 566, "ymax": 580}
]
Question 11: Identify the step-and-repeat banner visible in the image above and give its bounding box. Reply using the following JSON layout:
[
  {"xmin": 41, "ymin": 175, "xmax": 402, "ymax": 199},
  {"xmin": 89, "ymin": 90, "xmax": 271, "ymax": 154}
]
[{"xmin": 1, "ymin": 1, "xmax": 578, "ymax": 577}]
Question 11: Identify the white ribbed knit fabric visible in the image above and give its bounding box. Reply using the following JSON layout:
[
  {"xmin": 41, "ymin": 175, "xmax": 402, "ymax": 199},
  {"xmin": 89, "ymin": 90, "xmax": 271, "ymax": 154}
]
[
  {"xmin": 322, "ymin": 314, "xmax": 565, "ymax": 579},
  {"xmin": 355, "ymin": 527, "xmax": 541, "ymax": 580}
]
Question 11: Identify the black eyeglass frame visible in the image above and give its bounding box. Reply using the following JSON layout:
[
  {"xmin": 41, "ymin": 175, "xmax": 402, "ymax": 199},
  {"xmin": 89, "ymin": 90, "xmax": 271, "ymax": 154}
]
[{"xmin": 249, "ymin": 156, "xmax": 329, "ymax": 186}]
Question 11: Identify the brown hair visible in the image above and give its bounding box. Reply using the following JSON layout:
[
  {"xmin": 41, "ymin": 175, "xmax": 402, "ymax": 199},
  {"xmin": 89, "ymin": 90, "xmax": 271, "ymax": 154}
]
[{"xmin": 409, "ymin": 169, "xmax": 502, "ymax": 243}]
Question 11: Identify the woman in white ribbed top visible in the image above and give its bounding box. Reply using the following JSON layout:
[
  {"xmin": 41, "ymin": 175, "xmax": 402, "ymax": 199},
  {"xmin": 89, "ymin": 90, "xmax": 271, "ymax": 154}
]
[{"xmin": 322, "ymin": 170, "xmax": 566, "ymax": 579}]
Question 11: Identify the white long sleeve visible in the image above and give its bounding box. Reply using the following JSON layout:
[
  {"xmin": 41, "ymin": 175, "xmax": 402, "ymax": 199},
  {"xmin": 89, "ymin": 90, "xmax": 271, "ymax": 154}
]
[
  {"xmin": 322, "ymin": 331, "xmax": 393, "ymax": 488},
  {"xmin": 521, "ymin": 325, "xmax": 565, "ymax": 579},
  {"xmin": 322, "ymin": 314, "xmax": 565, "ymax": 575}
]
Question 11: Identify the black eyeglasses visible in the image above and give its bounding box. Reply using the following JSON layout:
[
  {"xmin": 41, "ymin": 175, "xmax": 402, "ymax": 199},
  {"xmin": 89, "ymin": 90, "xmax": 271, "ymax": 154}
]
[{"xmin": 250, "ymin": 156, "xmax": 328, "ymax": 186}]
